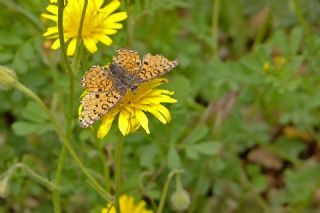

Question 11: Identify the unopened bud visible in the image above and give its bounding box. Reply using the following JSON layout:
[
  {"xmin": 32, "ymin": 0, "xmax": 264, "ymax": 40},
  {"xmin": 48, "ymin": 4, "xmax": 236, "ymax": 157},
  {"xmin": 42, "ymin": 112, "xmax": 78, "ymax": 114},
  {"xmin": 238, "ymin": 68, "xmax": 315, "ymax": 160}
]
[
  {"xmin": 0, "ymin": 65, "xmax": 18, "ymax": 90},
  {"xmin": 0, "ymin": 176, "xmax": 10, "ymax": 199},
  {"xmin": 170, "ymin": 188, "xmax": 191, "ymax": 211}
]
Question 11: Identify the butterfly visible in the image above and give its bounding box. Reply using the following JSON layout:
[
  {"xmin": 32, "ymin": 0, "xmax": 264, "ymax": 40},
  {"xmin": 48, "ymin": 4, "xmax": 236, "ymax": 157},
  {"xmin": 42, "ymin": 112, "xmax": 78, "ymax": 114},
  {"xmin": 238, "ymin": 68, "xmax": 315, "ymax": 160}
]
[{"xmin": 79, "ymin": 48, "xmax": 178, "ymax": 128}]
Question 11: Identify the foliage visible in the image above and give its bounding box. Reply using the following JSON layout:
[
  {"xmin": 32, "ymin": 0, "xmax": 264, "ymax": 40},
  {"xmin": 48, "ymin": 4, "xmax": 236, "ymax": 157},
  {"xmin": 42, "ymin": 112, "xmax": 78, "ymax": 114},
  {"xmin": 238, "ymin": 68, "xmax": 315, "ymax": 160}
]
[{"xmin": 1, "ymin": 0, "xmax": 320, "ymax": 212}]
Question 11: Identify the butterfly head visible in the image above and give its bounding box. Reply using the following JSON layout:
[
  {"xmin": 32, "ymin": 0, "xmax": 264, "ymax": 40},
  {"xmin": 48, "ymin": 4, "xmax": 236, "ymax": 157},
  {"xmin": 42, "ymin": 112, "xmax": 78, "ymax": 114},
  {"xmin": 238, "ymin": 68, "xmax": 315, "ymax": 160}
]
[{"xmin": 130, "ymin": 85, "xmax": 139, "ymax": 92}]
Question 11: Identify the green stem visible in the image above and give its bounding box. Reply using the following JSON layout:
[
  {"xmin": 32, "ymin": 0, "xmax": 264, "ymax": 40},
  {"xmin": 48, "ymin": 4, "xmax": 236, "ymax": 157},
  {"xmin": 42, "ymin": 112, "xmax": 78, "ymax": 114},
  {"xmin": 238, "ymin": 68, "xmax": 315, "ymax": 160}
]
[
  {"xmin": 53, "ymin": 146, "xmax": 67, "ymax": 213},
  {"xmin": 14, "ymin": 82, "xmax": 113, "ymax": 202},
  {"xmin": 157, "ymin": 169, "xmax": 184, "ymax": 213},
  {"xmin": 212, "ymin": 0, "xmax": 220, "ymax": 57},
  {"xmin": 114, "ymin": 136, "xmax": 125, "ymax": 213},
  {"xmin": 52, "ymin": 1, "xmax": 88, "ymax": 212},
  {"xmin": 1, "ymin": 163, "xmax": 56, "ymax": 191},
  {"xmin": 292, "ymin": 0, "xmax": 319, "ymax": 57},
  {"xmin": 0, "ymin": 0, "xmax": 44, "ymax": 32}
]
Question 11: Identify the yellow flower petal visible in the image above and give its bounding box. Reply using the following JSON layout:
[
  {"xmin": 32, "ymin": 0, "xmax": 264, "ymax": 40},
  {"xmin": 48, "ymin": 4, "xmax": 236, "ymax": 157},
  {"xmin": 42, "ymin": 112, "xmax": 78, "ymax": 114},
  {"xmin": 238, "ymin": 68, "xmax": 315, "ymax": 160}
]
[
  {"xmin": 43, "ymin": 26, "xmax": 58, "ymax": 37},
  {"xmin": 154, "ymin": 104, "xmax": 171, "ymax": 122},
  {"xmin": 67, "ymin": 39, "xmax": 77, "ymax": 56},
  {"xmin": 41, "ymin": 13, "xmax": 57, "ymax": 22},
  {"xmin": 83, "ymin": 38, "xmax": 98, "ymax": 53},
  {"xmin": 144, "ymin": 106, "xmax": 167, "ymax": 124},
  {"xmin": 98, "ymin": 35, "xmax": 113, "ymax": 46},
  {"xmin": 51, "ymin": 39, "xmax": 60, "ymax": 49},
  {"xmin": 135, "ymin": 110, "xmax": 150, "ymax": 134},
  {"xmin": 106, "ymin": 12, "xmax": 128, "ymax": 23},
  {"xmin": 97, "ymin": 114, "xmax": 115, "ymax": 139},
  {"xmin": 118, "ymin": 110, "xmax": 130, "ymax": 135},
  {"xmin": 151, "ymin": 95, "xmax": 177, "ymax": 103},
  {"xmin": 105, "ymin": 22, "xmax": 123, "ymax": 29},
  {"xmin": 129, "ymin": 117, "xmax": 141, "ymax": 133},
  {"xmin": 101, "ymin": 1, "xmax": 120, "ymax": 16},
  {"xmin": 46, "ymin": 5, "xmax": 58, "ymax": 14},
  {"xmin": 102, "ymin": 195, "xmax": 153, "ymax": 213},
  {"xmin": 103, "ymin": 29, "xmax": 118, "ymax": 35}
]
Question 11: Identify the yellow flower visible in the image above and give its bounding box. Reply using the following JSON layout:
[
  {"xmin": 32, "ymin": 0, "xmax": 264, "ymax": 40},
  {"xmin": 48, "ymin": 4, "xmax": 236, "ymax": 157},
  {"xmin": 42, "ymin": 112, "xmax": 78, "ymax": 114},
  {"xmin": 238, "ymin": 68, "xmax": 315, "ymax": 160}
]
[
  {"xmin": 262, "ymin": 62, "xmax": 270, "ymax": 72},
  {"xmin": 274, "ymin": 55, "xmax": 286, "ymax": 68},
  {"xmin": 102, "ymin": 195, "xmax": 153, "ymax": 213},
  {"xmin": 42, "ymin": 0, "xmax": 128, "ymax": 56},
  {"xmin": 79, "ymin": 77, "xmax": 176, "ymax": 139}
]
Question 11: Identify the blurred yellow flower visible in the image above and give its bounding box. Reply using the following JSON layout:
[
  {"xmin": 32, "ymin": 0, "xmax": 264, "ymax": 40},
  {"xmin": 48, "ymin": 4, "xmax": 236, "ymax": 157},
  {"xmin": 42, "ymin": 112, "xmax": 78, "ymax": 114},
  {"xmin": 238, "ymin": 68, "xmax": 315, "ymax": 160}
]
[
  {"xmin": 79, "ymin": 78, "xmax": 176, "ymax": 139},
  {"xmin": 274, "ymin": 55, "xmax": 286, "ymax": 68},
  {"xmin": 102, "ymin": 195, "xmax": 153, "ymax": 213},
  {"xmin": 42, "ymin": 0, "xmax": 127, "ymax": 56},
  {"xmin": 263, "ymin": 62, "xmax": 270, "ymax": 72}
]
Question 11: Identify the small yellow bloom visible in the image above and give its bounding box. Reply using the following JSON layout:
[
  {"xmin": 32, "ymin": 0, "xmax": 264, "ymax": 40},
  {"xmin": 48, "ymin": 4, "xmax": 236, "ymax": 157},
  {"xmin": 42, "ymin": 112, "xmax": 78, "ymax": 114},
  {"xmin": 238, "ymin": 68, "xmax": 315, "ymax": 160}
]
[
  {"xmin": 42, "ymin": 0, "xmax": 128, "ymax": 56},
  {"xmin": 274, "ymin": 55, "xmax": 286, "ymax": 68},
  {"xmin": 94, "ymin": 78, "xmax": 177, "ymax": 139},
  {"xmin": 263, "ymin": 62, "xmax": 270, "ymax": 72},
  {"xmin": 102, "ymin": 195, "xmax": 153, "ymax": 213}
]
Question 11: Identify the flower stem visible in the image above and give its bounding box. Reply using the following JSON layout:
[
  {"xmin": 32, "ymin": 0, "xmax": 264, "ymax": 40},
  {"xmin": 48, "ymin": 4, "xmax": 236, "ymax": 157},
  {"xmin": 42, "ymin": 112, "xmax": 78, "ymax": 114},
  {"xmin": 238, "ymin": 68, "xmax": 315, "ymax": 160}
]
[
  {"xmin": 291, "ymin": 0, "xmax": 320, "ymax": 57},
  {"xmin": 53, "ymin": 145, "xmax": 67, "ymax": 213},
  {"xmin": 157, "ymin": 169, "xmax": 184, "ymax": 213},
  {"xmin": 212, "ymin": 0, "xmax": 220, "ymax": 57},
  {"xmin": 52, "ymin": 1, "xmax": 88, "ymax": 212},
  {"xmin": 0, "ymin": 0, "xmax": 44, "ymax": 32},
  {"xmin": 1, "ymin": 163, "xmax": 56, "ymax": 191},
  {"xmin": 14, "ymin": 82, "xmax": 113, "ymax": 202},
  {"xmin": 114, "ymin": 136, "xmax": 125, "ymax": 213}
]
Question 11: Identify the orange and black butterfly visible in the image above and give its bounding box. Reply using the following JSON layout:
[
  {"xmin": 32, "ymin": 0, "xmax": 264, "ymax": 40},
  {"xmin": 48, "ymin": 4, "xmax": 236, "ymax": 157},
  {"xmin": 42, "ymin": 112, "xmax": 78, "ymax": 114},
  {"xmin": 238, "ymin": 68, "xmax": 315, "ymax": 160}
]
[{"xmin": 79, "ymin": 49, "xmax": 178, "ymax": 128}]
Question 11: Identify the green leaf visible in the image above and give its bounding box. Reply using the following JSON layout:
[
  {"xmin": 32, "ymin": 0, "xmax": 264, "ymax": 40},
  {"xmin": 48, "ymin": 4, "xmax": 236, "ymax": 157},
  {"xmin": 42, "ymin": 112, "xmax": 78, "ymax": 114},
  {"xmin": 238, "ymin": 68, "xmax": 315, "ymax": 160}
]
[
  {"xmin": 168, "ymin": 74, "xmax": 191, "ymax": 103},
  {"xmin": 12, "ymin": 121, "xmax": 53, "ymax": 136},
  {"xmin": 21, "ymin": 42, "xmax": 35, "ymax": 61},
  {"xmin": 289, "ymin": 27, "xmax": 303, "ymax": 54},
  {"xmin": 0, "ymin": 53, "xmax": 13, "ymax": 63},
  {"xmin": 140, "ymin": 144, "xmax": 158, "ymax": 169},
  {"xmin": 185, "ymin": 124, "xmax": 209, "ymax": 144},
  {"xmin": 21, "ymin": 101, "xmax": 48, "ymax": 123},
  {"xmin": 193, "ymin": 141, "xmax": 221, "ymax": 155},
  {"xmin": 167, "ymin": 146, "xmax": 181, "ymax": 169},
  {"xmin": 185, "ymin": 146, "xmax": 199, "ymax": 160},
  {"xmin": 12, "ymin": 57, "xmax": 28, "ymax": 73}
]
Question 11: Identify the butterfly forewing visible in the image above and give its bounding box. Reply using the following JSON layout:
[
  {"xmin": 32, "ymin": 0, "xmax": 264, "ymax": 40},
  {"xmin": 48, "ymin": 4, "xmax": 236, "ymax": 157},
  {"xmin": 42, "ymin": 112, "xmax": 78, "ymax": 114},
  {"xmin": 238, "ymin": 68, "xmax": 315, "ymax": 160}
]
[
  {"xmin": 79, "ymin": 90, "xmax": 125, "ymax": 128},
  {"xmin": 112, "ymin": 48, "xmax": 141, "ymax": 75},
  {"xmin": 81, "ymin": 65, "xmax": 113, "ymax": 92},
  {"xmin": 138, "ymin": 54, "xmax": 178, "ymax": 83}
]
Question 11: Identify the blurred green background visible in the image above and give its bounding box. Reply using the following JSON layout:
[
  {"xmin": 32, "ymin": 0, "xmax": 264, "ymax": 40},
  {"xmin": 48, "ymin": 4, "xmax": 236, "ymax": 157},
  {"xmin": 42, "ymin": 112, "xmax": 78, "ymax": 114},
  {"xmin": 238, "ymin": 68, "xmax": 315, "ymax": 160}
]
[{"xmin": 1, "ymin": 0, "xmax": 320, "ymax": 212}]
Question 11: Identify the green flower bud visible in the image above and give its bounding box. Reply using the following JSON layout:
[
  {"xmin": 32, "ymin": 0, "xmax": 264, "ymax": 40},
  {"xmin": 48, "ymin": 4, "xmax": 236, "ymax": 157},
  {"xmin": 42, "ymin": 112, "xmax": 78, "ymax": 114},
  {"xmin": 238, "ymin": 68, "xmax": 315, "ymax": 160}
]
[
  {"xmin": 170, "ymin": 188, "xmax": 191, "ymax": 211},
  {"xmin": 0, "ymin": 176, "xmax": 10, "ymax": 199},
  {"xmin": 0, "ymin": 65, "xmax": 18, "ymax": 90}
]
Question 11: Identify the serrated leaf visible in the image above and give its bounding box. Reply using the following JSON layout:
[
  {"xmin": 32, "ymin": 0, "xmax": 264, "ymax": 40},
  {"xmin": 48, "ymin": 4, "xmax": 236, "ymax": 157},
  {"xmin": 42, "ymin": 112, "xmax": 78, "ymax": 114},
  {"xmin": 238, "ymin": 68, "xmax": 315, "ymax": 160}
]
[
  {"xmin": 167, "ymin": 146, "xmax": 181, "ymax": 169},
  {"xmin": 185, "ymin": 124, "xmax": 209, "ymax": 144}
]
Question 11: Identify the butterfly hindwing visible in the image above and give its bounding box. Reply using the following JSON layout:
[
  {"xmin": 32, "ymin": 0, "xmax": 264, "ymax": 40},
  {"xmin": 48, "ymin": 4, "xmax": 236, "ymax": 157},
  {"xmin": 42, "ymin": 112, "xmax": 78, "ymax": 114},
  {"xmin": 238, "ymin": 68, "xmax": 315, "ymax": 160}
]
[
  {"xmin": 81, "ymin": 65, "xmax": 114, "ymax": 92},
  {"xmin": 137, "ymin": 54, "xmax": 178, "ymax": 83},
  {"xmin": 79, "ymin": 90, "xmax": 125, "ymax": 128}
]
